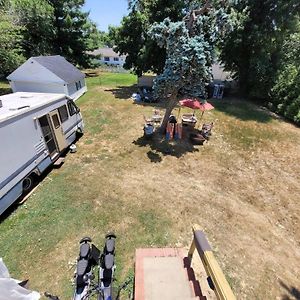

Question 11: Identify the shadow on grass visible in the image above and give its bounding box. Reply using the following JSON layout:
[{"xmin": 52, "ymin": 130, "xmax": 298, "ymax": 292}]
[
  {"xmin": 210, "ymin": 98, "xmax": 273, "ymax": 123},
  {"xmin": 0, "ymin": 166, "xmax": 53, "ymax": 223},
  {"xmin": 105, "ymin": 85, "xmax": 168, "ymax": 109},
  {"xmin": 0, "ymin": 134, "xmax": 83, "ymax": 223},
  {"xmin": 105, "ymin": 85, "xmax": 138, "ymax": 100},
  {"xmin": 279, "ymin": 280, "xmax": 300, "ymax": 300},
  {"xmin": 133, "ymin": 133, "xmax": 199, "ymax": 162}
]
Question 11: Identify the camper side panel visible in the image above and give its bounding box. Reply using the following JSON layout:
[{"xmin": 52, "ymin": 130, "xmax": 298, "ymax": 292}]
[{"xmin": 0, "ymin": 114, "xmax": 48, "ymax": 199}]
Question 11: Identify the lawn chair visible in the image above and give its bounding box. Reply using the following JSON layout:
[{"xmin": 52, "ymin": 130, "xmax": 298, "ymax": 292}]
[
  {"xmin": 201, "ymin": 122, "xmax": 214, "ymax": 140},
  {"xmin": 182, "ymin": 114, "xmax": 197, "ymax": 128}
]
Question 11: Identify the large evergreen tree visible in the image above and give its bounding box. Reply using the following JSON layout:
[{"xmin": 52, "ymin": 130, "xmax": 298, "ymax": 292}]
[
  {"xmin": 149, "ymin": 0, "xmax": 234, "ymax": 131},
  {"xmin": 110, "ymin": 0, "xmax": 185, "ymax": 76},
  {"xmin": 49, "ymin": 0, "xmax": 100, "ymax": 68}
]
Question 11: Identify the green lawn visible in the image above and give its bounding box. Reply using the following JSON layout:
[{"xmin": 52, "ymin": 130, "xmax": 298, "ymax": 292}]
[
  {"xmin": 86, "ymin": 72, "xmax": 137, "ymax": 88},
  {"xmin": 0, "ymin": 73, "xmax": 299, "ymax": 300},
  {"xmin": 0, "ymin": 80, "xmax": 11, "ymax": 95}
]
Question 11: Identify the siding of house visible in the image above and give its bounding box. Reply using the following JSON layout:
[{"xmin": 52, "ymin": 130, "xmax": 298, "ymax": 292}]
[
  {"xmin": 100, "ymin": 56, "xmax": 125, "ymax": 66},
  {"xmin": 11, "ymin": 81, "xmax": 65, "ymax": 94},
  {"xmin": 67, "ymin": 79, "xmax": 86, "ymax": 100}
]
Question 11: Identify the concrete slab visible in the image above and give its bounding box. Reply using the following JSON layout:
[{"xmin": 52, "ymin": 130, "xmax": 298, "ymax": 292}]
[{"xmin": 143, "ymin": 256, "xmax": 194, "ymax": 300}]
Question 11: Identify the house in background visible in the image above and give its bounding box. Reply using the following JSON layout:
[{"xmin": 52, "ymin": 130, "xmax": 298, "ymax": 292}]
[
  {"xmin": 7, "ymin": 56, "xmax": 87, "ymax": 101},
  {"xmin": 212, "ymin": 63, "xmax": 232, "ymax": 82},
  {"xmin": 90, "ymin": 48, "xmax": 126, "ymax": 67}
]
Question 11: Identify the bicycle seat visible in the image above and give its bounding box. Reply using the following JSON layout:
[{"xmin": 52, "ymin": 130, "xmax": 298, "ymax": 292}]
[
  {"xmin": 104, "ymin": 253, "xmax": 114, "ymax": 270},
  {"xmin": 79, "ymin": 242, "xmax": 90, "ymax": 258},
  {"xmin": 77, "ymin": 259, "xmax": 89, "ymax": 277},
  {"xmin": 105, "ymin": 238, "xmax": 115, "ymax": 254}
]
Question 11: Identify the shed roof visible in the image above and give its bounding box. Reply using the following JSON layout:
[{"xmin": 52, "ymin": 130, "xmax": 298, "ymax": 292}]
[{"xmin": 31, "ymin": 56, "xmax": 85, "ymax": 83}]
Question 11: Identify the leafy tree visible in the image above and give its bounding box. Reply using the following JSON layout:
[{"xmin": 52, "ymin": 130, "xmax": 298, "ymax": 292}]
[
  {"xmin": 111, "ymin": 0, "xmax": 185, "ymax": 76},
  {"xmin": 10, "ymin": 0, "xmax": 54, "ymax": 57},
  {"xmin": 0, "ymin": 6, "xmax": 24, "ymax": 76},
  {"xmin": 220, "ymin": 0, "xmax": 300, "ymax": 100},
  {"xmin": 149, "ymin": 0, "xmax": 233, "ymax": 131},
  {"xmin": 270, "ymin": 29, "xmax": 300, "ymax": 124},
  {"xmin": 49, "ymin": 0, "xmax": 100, "ymax": 68}
]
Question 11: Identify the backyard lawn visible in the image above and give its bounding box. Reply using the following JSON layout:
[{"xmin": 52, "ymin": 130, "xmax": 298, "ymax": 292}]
[{"xmin": 0, "ymin": 72, "xmax": 300, "ymax": 299}]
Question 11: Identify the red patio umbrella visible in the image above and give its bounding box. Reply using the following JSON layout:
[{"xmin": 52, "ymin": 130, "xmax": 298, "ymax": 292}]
[
  {"xmin": 179, "ymin": 99, "xmax": 202, "ymax": 110},
  {"xmin": 199, "ymin": 102, "xmax": 214, "ymax": 111},
  {"xmin": 198, "ymin": 101, "xmax": 214, "ymax": 120}
]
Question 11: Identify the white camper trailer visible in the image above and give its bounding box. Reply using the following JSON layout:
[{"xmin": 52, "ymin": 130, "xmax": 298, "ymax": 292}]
[{"xmin": 0, "ymin": 92, "xmax": 84, "ymax": 215}]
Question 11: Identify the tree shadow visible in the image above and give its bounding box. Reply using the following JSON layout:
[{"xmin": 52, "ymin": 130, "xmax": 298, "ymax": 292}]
[
  {"xmin": 0, "ymin": 137, "xmax": 82, "ymax": 223},
  {"xmin": 105, "ymin": 85, "xmax": 168, "ymax": 109},
  {"xmin": 132, "ymin": 100, "xmax": 167, "ymax": 109},
  {"xmin": 210, "ymin": 97, "xmax": 273, "ymax": 123},
  {"xmin": 133, "ymin": 132, "xmax": 200, "ymax": 162},
  {"xmin": 279, "ymin": 279, "xmax": 300, "ymax": 300},
  {"xmin": 105, "ymin": 85, "xmax": 138, "ymax": 100}
]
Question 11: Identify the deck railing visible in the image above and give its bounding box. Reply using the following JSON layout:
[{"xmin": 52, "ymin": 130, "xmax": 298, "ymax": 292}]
[{"xmin": 187, "ymin": 225, "xmax": 236, "ymax": 300}]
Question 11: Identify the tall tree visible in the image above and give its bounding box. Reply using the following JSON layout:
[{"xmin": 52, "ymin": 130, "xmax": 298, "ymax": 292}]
[
  {"xmin": 149, "ymin": 0, "xmax": 233, "ymax": 131},
  {"xmin": 0, "ymin": 4, "xmax": 24, "ymax": 75},
  {"xmin": 111, "ymin": 0, "xmax": 186, "ymax": 76},
  {"xmin": 10, "ymin": 0, "xmax": 54, "ymax": 57},
  {"xmin": 220, "ymin": 0, "xmax": 300, "ymax": 100},
  {"xmin": 49, "ymin": 0, "xmax": 100, "ymax": 68},
  {"xmin": 270, "ymin": 27, "xmax": 300, "ymax": 124}
]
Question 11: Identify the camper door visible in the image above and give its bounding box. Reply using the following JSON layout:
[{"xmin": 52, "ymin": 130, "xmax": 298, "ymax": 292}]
[{"xmin": 48, "ymin": 110, "xmax": 67, "ymax": 151}]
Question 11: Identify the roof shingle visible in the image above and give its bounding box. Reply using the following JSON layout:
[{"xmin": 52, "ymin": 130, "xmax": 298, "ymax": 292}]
[{"xmin": 33, "ymin": 55, "xmax": 85, "ymax": 83}]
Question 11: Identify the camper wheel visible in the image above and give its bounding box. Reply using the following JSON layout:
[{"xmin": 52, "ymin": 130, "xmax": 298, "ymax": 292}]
[{"xmin": 22, "ymin": 174, "xmax": 36, "ymax": 193}]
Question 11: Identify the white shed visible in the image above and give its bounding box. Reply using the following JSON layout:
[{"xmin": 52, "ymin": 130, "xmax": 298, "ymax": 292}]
[{"xmin": 7, "ymin": 56, "xmax": 87, "ymax": 101}]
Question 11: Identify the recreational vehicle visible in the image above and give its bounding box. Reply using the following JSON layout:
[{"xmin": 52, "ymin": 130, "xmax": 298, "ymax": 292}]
[{"xmin": 0, "ymin": 92, "xmax": 84, "ymax": 215}]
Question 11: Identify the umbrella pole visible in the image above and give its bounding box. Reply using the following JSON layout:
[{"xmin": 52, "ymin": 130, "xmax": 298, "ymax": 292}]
[
  {"xmin": 177, "ymin": 107, "xmax": 181, "ymax": 119},
  {"xmin": 200, "ymin": 111, "xmax": 205, "ymax": 121}
]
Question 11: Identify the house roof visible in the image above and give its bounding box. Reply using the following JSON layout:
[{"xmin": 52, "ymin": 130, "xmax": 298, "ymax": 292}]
[
  {"xmin": 30, "ymin": 56, "xmax": 85, "ymax": 83},
  {"xmin": 89, "ymin": 48, "xmax": 127, "ymax": 59}
]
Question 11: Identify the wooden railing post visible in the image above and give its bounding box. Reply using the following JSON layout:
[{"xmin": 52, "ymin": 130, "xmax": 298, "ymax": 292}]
[{"xmin": 190, "ymin": 224, "xmax": 236, "ymax": 300}]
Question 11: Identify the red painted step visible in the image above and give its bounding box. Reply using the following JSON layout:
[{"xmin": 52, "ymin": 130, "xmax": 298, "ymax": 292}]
[{"xmin": 134, "ymin": 248, "xmax": 208, "ymax": 300}]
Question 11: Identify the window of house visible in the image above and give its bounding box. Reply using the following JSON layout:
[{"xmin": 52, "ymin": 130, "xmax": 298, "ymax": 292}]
[
  {"xmin": 58, "ymin": 105, "xmax": 69, "ymax": 123},
  {"xmin": 104, "ymin": 57, "xmax": 110, "ymax": 61},
  {"xmin": 114, "ymin": 57, "xmax": 119, "ymax": 61},
  {"xmin": 52, "ymin": 114, "xmax": 60, "ymax": 129},
  {"xmin": 78, "ymin": 81, "xmax": 82, "ymax": 89},
  {"xmin": 75, "ymin": 82, "xmax": 79, "ymax": 91},
  {"xmin": 68, "ymin": 100, "xmax": 78, "ymax": 116}
]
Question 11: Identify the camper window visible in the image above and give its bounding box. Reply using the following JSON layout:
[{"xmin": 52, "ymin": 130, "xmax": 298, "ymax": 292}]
[
  {"xmin": 52, "ymin": 114, "xmax": 60, "ymax": 129},
  {"xmin": 58, "ymin": 105, "xmax": 69, "ymax": 123},
  {"xmin": 75, "ymin": 82, "xmax": 79, "ymax": 90},
  {"xmin": 68, "ymin": 100, "xmax": 77, "ymax": 116},
  {"xmin": 78, "ymin": 81, "xmax": 82, "ymax": 89}
]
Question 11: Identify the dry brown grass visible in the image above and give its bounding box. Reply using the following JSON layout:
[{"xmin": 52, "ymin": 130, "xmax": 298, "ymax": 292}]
[{"xmin": 1, "ymin": 76, "xmax": 299, "ymax": 299}]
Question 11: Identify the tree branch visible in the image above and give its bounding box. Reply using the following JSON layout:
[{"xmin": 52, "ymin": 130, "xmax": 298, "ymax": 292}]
[{"xmin": 184, "ymin": 0, "xmax": 212, "ymax": 34}]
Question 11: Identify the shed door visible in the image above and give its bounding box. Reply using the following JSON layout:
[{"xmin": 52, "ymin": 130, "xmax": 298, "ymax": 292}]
[{"xmin": 48, "ymin": 110, "xmax": 67, "ymax": 151}]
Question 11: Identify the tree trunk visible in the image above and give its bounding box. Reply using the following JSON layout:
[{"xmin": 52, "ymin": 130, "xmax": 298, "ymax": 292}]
[{"xmin": 159, "ymin": 93, "xmax": 178, "ymax": 134}]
